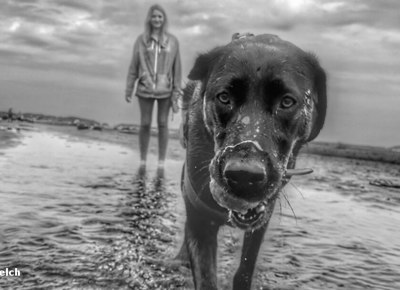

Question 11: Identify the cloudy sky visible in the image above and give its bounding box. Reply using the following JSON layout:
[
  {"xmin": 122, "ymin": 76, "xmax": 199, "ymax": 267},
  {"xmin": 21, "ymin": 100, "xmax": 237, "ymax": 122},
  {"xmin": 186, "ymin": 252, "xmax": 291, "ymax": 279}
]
[{"xmin": 0, "ymin": 0, "xmax": 399, "ymax": 146}]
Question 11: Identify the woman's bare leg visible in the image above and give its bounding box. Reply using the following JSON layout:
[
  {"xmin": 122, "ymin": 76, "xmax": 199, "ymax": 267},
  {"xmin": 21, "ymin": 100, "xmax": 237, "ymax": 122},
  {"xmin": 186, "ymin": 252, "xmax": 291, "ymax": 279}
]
[
  {"xmin": 157, "ymin": 97, "xmax": 171, "ymax": 168},
  {"xmin": 138, "ymin": 97, "xmax": 155, "ymax": 166}
]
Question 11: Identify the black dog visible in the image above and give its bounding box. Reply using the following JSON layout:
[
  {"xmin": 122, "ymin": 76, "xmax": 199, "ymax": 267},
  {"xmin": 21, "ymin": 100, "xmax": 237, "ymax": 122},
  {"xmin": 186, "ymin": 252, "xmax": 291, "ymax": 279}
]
[{"xmin": 179, "ymin": 33, "xmax": 327, "ymax": 290}]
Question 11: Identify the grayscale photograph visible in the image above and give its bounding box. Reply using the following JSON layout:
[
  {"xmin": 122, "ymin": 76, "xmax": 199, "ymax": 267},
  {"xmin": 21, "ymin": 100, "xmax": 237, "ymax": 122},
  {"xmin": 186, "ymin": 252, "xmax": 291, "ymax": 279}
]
[{"xmin": 0, "ymin": 1, "xmax": 399, "ymax": 289}]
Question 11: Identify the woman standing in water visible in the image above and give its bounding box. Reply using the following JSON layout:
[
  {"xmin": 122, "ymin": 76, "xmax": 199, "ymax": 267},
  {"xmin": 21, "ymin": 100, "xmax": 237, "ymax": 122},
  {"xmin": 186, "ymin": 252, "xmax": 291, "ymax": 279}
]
[{"xmin": 125, "ymin": 4, "xmax": 181, "ymax": 177}]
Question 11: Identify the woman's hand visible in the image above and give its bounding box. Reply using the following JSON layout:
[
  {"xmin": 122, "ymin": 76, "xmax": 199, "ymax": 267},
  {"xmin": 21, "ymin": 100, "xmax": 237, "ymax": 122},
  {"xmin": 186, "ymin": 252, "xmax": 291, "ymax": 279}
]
[
  {"xmin": 171, "ymin": 98, "xmax": 179, "ymax": 113},
  {"xmin": 171, "ymin": 90, "xmax": 182, "ymax": 114},
  {"xmin": 126, "ymin": 75, "xmax": 144, "ymax": 103}
]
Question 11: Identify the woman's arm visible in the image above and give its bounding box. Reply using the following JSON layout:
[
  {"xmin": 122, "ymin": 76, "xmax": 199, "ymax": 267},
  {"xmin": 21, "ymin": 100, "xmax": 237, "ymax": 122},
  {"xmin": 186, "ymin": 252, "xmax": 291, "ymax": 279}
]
[
  {"xmin": 125, "ymin": 37, "xmax": 140, "ymax": 103},
  {"xmin": 172, "ymin": 40, "xmax": 182, "ymax": 94},
  {"xmin": 171, "ymin": 38, "xmax": 182, "ymax": 112}
]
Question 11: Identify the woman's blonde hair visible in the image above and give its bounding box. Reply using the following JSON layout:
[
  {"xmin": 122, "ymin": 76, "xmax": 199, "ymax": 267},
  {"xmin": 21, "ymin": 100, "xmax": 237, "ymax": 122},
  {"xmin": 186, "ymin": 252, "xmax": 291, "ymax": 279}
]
[{"xmin": 144, "ymin": 4, "xmax": 168, "ymax": 41}]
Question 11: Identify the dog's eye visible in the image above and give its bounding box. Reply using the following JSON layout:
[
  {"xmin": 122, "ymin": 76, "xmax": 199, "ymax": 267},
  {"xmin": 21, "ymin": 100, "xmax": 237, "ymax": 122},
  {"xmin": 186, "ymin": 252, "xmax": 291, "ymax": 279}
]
[
  {"xmin": 217, "ymin": 92, "xmax": 230, "ymax": 105},
  {"xmin": 280, "ymin": 95, "xmax": 296, "ymax": 109}
]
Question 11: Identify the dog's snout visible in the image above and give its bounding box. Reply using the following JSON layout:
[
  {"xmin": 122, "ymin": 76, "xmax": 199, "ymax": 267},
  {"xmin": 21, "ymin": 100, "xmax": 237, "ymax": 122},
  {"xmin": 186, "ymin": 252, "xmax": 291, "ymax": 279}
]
[
  {"xmin": 224, "ymin": 160, "xmax": 266, "ymax": 184},
  {"xmin": 223, "ymin": 159, "xmax": 267, "ymax": 199}
]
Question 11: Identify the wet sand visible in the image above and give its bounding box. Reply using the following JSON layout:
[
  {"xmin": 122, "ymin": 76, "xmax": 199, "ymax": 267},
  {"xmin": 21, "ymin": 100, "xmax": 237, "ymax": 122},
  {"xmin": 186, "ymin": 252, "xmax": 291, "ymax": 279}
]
[
  {"xmin": 1, "ymin": 123, "xmax": 400, "ymax": 289},
  {"xmin": 0, "ymin": 127, "xmax": 23, "ymax": 149}
]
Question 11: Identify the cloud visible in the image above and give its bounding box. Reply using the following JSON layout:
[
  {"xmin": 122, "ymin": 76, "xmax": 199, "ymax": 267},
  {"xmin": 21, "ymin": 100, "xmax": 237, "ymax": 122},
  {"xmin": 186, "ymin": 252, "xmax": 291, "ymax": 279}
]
[
  {"xmin": 2, "ymin": 0, "xmax": 399, "ymax": 80},
  {"xmin": 52, "ymin": 0, "xmax": 94, "ymax": 12},
  {"xmin": 3, "ymin": 0, "xmax": 395, "ymax": 70},
  {"xmin": 1, "ymin": 0, "xmax": 400, "ymax": 145}
]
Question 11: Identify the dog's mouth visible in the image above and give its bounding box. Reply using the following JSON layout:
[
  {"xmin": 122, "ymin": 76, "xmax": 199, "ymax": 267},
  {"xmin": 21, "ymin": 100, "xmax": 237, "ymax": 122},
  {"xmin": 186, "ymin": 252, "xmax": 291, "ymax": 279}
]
[
  {"xmin": 209, "ymin": 176, "xmax": 277, "ymax": 229},
  {"xmin": 210, "ymin": 165, "xmax": 312, "ymax": 229},
  {"xmin": 229, "ymin": 201, "xmax": 269, "ymax": 228},
  {"xmin": 209, "ymin": 142, "xmax": 314, "ymax": 229}
]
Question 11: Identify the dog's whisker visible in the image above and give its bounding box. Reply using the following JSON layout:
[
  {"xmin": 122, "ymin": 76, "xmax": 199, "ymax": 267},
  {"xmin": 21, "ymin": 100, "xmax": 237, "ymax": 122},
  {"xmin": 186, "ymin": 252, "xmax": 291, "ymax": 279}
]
[
  {"xmin": 276, "ymin": 195, "xmax": 283, "ymax": 224},
  {"xmin": 191, "ymin": 160, "xmax": 211, "ymax": 176},
  {"xmin": 194, "ymin": 158, "xmax": 210, "ymax": 165},
  {"xmin": 192, "ymin": 165, "xmax": 210, "ymax": 183},
  {"xmin": 289, "ymin": 182, "xmax": 305, "ymax": 199},
  {"xmin": 197, "ymin": 163, "xmax": 210, "ymax": 172},
  {"xmin": 282, "ymin": 191, "xmax": 298, "ymax": 224},
  {"xmin": 190, "ymin": 158, "xmax": 211, "ymax": 170}
]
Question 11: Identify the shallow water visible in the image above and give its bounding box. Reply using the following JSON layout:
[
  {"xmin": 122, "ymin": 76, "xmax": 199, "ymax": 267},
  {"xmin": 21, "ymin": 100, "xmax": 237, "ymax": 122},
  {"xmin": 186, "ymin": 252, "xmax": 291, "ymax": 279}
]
[
  {"xmin": 1, "ymin": 127, "xmax": 400, "ymax": 289},
  {"xmin": 254, "ymin": 184, "xmax": 400, "ymax": 290},
  {"xmin": 215, "ymin": 153, "xmax": 400, "ymax": 289},
  {"xmin": 0, "ymin": 128, "xmax": 186, "ymax": 289}
]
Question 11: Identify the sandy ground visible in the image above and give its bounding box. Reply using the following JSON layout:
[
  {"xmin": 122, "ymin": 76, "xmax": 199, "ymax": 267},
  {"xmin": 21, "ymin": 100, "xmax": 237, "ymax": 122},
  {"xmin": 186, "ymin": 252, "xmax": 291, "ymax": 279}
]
[{"xmin": 1, "ymin": 122, "xmax": 400, "ymax": 290}]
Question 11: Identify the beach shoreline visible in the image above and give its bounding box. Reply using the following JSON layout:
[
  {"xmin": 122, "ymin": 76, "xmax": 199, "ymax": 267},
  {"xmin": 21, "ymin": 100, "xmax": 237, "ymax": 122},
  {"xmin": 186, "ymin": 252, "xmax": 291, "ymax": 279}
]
[{"xmin": 2, "ymin": 120, "xmax": 400, "ymax": 165}]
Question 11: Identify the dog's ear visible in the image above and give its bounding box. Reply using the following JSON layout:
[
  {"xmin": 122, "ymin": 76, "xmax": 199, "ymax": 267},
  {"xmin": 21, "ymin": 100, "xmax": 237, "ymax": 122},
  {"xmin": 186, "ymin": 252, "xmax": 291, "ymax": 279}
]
[
  {"xmin": 306, "ymin": 54, "xmax": 327, "ymax": 141},
  {"xmin": 188, "ymin": 47, "xmax": 225, "ymax": 81}
]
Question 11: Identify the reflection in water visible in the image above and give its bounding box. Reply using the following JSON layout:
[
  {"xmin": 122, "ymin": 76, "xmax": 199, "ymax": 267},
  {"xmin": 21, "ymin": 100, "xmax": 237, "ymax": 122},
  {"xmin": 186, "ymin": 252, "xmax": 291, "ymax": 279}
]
[
  {"xmin": 0, "ymin": 130, "xmax": 186, "ymax": 289},
  {"xmin": 0, "ymin": 129, "xmax": 400, "ymax": 289}
]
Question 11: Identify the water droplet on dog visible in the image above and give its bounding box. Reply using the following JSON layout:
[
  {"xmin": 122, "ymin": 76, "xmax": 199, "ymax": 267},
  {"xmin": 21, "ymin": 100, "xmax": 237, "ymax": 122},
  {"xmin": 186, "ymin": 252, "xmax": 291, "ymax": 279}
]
[{"xmin": 242, "ymin": 116, "xmax": 250, "ymax": 125}]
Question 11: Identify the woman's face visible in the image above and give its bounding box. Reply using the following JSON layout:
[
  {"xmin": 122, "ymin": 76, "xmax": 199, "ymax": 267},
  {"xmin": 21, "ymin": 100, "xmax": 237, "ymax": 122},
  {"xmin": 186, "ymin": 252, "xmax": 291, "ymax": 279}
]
[{"xmin": 150, "ymin": 9, "xmax": 164, "ymax": 30}]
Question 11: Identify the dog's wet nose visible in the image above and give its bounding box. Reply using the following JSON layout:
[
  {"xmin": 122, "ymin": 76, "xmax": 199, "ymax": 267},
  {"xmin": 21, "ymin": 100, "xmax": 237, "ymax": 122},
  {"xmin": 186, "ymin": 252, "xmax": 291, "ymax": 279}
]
[
  {"xmin": 224, "ymin": 160, "xmax": 266, "ymax": 183},
  {"xmin": 223, "ymin": 159, "xmax": 267, "ymax": 199}
]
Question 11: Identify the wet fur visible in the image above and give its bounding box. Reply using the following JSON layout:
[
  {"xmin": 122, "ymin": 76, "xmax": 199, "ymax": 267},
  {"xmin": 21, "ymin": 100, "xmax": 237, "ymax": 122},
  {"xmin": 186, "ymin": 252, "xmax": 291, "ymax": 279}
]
[{"xmin": 179, "ymin": 34, "xmax": 327, "ymax": 290}]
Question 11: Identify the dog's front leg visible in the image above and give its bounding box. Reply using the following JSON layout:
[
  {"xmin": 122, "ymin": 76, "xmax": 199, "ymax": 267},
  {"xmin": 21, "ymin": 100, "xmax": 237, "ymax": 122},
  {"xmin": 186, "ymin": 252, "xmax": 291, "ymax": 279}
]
[
  {"xmin": 184, "ymin": 213, "xmax": 220, "ymax": 290},
  {"xmin": 233, "ymin": 223, "xmax": 268, "ymax": 290}
]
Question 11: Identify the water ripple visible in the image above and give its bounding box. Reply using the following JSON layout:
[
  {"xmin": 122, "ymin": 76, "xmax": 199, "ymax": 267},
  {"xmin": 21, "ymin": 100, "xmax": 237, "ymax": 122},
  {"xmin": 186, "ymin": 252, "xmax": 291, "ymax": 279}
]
[{"xmin": 1, "ymin": 128, "xmax": 400, "ymax": 289}]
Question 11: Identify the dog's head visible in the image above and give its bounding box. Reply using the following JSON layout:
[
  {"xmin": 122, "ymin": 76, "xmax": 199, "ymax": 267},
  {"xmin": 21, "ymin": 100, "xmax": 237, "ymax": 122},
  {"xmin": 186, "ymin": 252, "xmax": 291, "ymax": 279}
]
[{"xmin": 188, "ymin": 34, "xmax": 327, "ymax": 229}]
